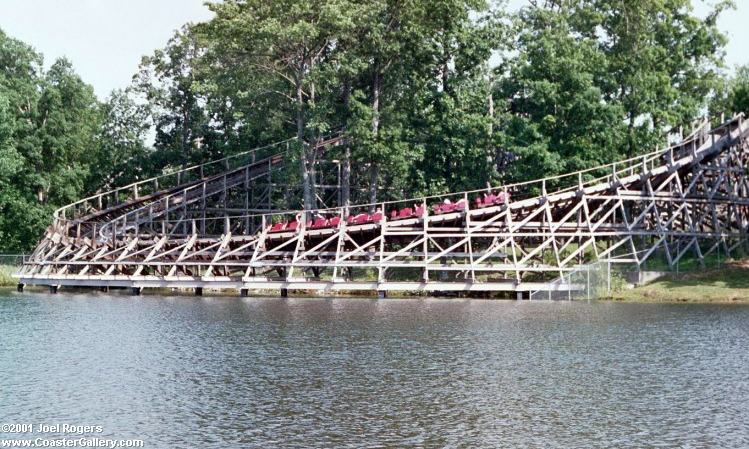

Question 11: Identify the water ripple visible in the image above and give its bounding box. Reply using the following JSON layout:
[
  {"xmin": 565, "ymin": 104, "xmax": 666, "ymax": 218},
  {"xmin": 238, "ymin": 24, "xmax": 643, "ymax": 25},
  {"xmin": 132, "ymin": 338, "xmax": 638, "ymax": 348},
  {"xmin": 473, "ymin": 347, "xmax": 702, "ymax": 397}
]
[{"xmin": 1, "ymin": 293, "xmax": 748, "ymax": 448}]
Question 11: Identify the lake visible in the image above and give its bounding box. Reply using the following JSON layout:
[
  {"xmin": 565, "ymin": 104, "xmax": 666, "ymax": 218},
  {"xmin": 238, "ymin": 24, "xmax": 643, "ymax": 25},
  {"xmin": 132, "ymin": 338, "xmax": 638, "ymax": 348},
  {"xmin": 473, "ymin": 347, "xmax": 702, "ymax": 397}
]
[{"xmin": 1, "ymin": 291, "xmax": 748, "ymax": 448}]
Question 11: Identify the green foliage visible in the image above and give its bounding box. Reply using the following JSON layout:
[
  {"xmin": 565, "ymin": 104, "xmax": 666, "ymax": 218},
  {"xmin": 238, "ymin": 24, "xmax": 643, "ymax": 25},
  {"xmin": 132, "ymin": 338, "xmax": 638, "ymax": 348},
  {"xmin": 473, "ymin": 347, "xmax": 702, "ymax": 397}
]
[
  {"xmin": 499, "ymin": 5, "xmax": 626, "ymax": 181},
  {"xmin": 592, "ymin": 0, "xmax": 732, "ymax": 155},
  {"xmin": 90, "ymin": 89, "xmax": 152, "ymax": 190},
  {"xmin": 130, "ymin": 0, "xmax": 731, "ymax": 204},
  {"xmin": 0, "ymin": 0, "xmax": 737, "ymax": 252},
  {"xmin": 498, "ymin": 0, "xmax": 730, "ymax": 181},
  {"xmin": 711, "ymin": 65, "xmax": 749, "ymax": 121},
  {"xmin": 0, "ymin": 28, "xmax": 126, "ymax": 252},
  {"xmin": 132, "ymin": 28, "xmax": 211, "ymax": 170}
]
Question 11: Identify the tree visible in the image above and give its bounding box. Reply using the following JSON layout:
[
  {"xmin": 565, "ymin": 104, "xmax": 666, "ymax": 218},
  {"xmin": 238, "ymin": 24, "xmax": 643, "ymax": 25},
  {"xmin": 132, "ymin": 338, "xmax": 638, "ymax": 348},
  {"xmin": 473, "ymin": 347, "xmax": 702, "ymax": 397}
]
[
  {"xmin": 496, "ymin": 0, "xmax": 731, "ymax": 185},
  {"xmin": 498, "ymin": 4, "xmax": 626, "ymax": 182},
  {"xmin": 406, "ymin": 0, "xmax": 506, "ymax": 195},
  {"xmin": 0, "ymin": 29, "xmax": 102, "ymax": 251},
  {"xmin": 31, "ymin": 58, "xmax": 100, "ymax": 205},
  {"xmin": 592, "ymin": 0, "xmax": 732, "ymax": 155},
  {"xmin": 133, "ymin": 28, "xmax": 211, "ymax": 171},
  {"xmin": 344, "ymin": 0, "xmax": 436, "ymax": 205},
  {"xmin": 711, "ymin": 65, "xmax": 749, "ymax": 121},
  {"xmin": 89, "ymin": 89, "xmax": 152, "ymax": 191},
  {"xmin": 198, "ymin": 0, "xmax": 359, "ymax": 211},
  {"xmin": 0, "ymin": 28, "xmax": 46, "ymax": 251}
]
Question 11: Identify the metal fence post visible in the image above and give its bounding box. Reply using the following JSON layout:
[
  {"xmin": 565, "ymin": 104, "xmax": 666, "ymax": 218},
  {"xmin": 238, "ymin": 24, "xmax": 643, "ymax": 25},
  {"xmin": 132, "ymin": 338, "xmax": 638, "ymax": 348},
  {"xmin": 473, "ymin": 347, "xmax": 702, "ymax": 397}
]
[
  {"xmin": 587, "ymin": 265, "xmax": 591, "ymax": 300},
  {"xmin": 607, "ymin": 261, "xmax": 611, "ymax": 295}
]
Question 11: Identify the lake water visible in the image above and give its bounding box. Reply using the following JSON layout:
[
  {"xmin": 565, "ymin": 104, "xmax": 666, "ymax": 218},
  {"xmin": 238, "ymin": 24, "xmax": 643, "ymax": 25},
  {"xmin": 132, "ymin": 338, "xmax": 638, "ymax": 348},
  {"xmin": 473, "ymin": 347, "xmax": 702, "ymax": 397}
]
[{"xmin": 1, "ymin": 291, "xmax": 748, "ymax": 448}]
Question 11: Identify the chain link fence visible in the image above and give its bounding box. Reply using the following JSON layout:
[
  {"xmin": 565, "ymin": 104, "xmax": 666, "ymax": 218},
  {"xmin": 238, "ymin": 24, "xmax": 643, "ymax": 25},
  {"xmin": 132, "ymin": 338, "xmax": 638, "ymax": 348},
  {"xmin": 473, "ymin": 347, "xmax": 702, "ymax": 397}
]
[
  {"xmin": 529, "ymin": 261, "xmax": 624, "ymax": 301},
  {"xmin": 0, "ymin": 254, "xmax": 28, "ymax": 266}
]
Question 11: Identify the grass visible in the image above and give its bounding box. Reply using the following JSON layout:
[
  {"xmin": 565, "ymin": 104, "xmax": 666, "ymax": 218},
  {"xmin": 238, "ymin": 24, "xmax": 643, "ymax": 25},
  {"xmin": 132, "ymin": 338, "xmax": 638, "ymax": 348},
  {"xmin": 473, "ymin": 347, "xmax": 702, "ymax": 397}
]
[
  {"xmin": 609, "ymin": 260, "xmax": 749, "ymax": 303},
  {"xmin": 638, "ymin": 249, "xmax": 734, "ymax": 272},
  {"xmin": 0, "ymin": 265, "xmax": 18, "ymax": 287}
]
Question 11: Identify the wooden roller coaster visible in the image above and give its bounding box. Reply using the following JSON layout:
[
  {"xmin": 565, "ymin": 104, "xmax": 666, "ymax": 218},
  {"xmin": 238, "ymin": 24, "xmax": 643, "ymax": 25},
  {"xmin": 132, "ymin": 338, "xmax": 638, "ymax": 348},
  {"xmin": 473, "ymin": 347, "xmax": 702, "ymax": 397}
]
[{"xmin": 16, "ymin": 115, "xmax": 749, "ymax": 297}]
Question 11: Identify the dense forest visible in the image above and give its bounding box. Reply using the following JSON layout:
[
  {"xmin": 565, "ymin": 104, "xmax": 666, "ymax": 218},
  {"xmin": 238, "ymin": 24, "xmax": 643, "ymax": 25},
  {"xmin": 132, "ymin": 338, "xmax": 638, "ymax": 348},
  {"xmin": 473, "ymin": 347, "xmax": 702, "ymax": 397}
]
[{"xmin": 1, "ymin": 0, "xmax": 749, "ymax": 252}]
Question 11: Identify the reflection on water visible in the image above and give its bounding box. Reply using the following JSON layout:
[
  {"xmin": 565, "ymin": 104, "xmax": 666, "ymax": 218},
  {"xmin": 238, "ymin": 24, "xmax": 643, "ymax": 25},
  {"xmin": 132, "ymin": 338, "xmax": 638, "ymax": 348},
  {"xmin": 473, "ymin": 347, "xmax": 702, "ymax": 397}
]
[{"xmin": 1, "ymin": 292, "xmax": 748, "ymax": 448}]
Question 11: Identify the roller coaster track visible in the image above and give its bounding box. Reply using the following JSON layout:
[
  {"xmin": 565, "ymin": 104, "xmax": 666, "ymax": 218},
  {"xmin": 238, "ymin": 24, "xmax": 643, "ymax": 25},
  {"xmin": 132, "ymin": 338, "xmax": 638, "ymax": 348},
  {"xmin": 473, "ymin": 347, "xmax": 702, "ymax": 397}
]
[{"xmin": 16, "ymin": 115, "xmax": 749, "ymax": 296}]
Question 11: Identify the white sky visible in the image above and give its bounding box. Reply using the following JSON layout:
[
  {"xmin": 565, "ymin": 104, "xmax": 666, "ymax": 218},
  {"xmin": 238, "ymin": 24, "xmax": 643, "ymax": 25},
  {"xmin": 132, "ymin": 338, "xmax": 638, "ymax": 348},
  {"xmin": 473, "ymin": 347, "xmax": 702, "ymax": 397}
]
[{"xmin": 0, "ymin": 0, "xmax": 746, "ymax": 100}]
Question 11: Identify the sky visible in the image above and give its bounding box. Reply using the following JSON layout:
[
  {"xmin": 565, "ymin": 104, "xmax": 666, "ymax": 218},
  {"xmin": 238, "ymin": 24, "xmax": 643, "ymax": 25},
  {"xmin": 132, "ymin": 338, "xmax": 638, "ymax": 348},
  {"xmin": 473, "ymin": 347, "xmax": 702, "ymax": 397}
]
[{"xmin": 0, "ymin": 0, "xmax": 747, "ymax": 100}]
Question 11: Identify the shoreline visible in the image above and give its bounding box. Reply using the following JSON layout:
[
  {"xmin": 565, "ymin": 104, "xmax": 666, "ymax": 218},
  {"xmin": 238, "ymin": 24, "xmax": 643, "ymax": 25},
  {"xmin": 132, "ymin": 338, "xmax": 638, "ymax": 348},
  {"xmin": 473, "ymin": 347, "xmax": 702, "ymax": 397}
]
[
  {"xmin": 605, "ymin": 296, "xmax": 749, "ymax": 304},
  {"xmin": 3, "ymin": 288, "xmax": 749, "ymax": 304},
  {"xmin": 4, "ymin": 262, "xmax": 749, "ymax": 304},
  {"xmin": 605, "ymin": 262, "xmax": 749, "ymax": 303}
]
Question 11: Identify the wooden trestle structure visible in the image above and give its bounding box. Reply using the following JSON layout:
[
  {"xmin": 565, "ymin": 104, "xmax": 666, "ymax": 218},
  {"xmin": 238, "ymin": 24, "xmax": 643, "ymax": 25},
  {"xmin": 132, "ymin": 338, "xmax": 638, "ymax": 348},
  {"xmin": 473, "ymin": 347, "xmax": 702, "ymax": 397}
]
[{"xmin": 16, "ymin": 115, "xmax": 749, "ymax": 296}]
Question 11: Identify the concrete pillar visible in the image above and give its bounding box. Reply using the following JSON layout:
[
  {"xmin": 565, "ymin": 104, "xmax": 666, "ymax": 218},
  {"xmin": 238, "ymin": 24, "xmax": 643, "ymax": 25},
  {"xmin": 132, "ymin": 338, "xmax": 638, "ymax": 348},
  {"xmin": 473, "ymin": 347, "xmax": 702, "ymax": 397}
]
[
  {"xmin": 195, "ymin": 287, "xmax": 203, "ymax": 296},
  {"xmin": 516, "ymin": 291, "xmax": 523, "ymax": 300},
  {"xmin": 16, "ymin": 283, "xmax": 24, "ymax": 292},
  {"xmin": 99, "ymin": 286, "xmax": 109, "ymax": 292},
  {"xmin": 280, "ymin": 288, "xmax": 288, "ymax": 298}
]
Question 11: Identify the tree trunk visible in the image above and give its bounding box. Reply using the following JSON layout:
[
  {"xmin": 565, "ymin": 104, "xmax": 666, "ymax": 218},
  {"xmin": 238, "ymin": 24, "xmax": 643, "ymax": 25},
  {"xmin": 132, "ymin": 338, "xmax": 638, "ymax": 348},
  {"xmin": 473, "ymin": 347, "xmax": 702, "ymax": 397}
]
[
  {"xmin": 296, "ymin": 78, "xmax": 315, "ymax": 212},
  {"xmin": 341, "ymin": 79, "xmax": 352, "ymax": 214},
  {"xmin": 627, "ymin": 110, "xmax": 636, "ymax": 158},
  {"xmin": 368, "ymin": 71, "xmax": 382, "ymax": 212},
  {"xmin": 310, "ymin": 136, "xmax": 319, "ymax": 207},
  {"xmin": 488, "ymin": 80, "xmax": 497, "ymax": 178},
  {"xmin": 181, "ymin": 108, "xmax": 190, "ymax": 167},
  {"xmin": 342, "ymin": 145, "xmax": 351, "ymax": 212},
  {"xmin": 368, "ymin": 164, "xmax": 379, "ymax": 211},
  {"xmin": 488, "ymin": 84, "xmax": 494, "ymax": 138}
]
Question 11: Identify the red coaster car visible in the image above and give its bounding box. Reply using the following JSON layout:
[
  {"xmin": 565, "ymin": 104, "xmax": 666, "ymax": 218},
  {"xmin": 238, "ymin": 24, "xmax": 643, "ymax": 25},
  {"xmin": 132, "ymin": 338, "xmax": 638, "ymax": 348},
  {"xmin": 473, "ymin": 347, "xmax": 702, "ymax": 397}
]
[
  {"xmin": 475, "ymin": 191, "xmax": 511, "ymax": 208},
  {"xmin": 269, "ymin": 222, "xmax": 287, "ymax": 233},
  {"xmin": 310, "ymin": 218, "xmax": 329, "ymax": 229}
]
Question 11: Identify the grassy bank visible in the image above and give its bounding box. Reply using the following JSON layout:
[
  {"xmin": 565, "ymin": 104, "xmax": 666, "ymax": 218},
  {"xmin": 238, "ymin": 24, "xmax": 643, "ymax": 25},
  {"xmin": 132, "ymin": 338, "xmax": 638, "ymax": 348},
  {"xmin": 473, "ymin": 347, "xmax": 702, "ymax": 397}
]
[
  {"xmin": 609, "ymin": 261, "xmax": 749, "ymax": 303},
  {"xmin": 0, "ymin": 265, "xmax": 18, "ymax": 287}
]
